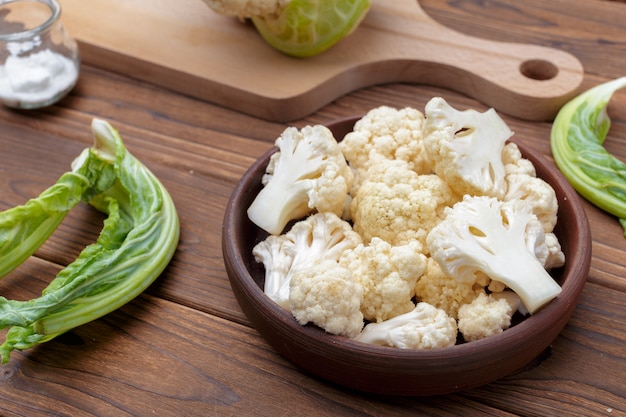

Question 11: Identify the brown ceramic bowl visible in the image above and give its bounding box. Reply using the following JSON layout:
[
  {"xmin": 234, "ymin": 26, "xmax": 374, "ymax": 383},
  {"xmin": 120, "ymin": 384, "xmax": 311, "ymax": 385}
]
[{"xmin": 222, "ymin": 116, "xmax": 592, "ymax": 396}]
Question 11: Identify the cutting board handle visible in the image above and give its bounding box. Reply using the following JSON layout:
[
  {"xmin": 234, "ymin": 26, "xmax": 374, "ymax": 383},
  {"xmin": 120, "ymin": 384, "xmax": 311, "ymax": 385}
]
[
  {"xmin": 286, "ymin": 0, "xmax": 584, "ymax": 122},
  {"xmin": 366, "ymin": 0, "xmax": 584, "ymax": 121}
]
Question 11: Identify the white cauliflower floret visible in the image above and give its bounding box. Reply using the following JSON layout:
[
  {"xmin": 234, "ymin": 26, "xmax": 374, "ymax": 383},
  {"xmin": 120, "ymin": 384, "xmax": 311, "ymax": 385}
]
[
  {"xmin": 339, "ymin": 237, "xmax": 427, "ymax": 322},
  {"xmin": 353, "ymin": 302, "xmax": 458, "ymax": 349},
  {"xmin": 202, "ymin": 0, "xmax": 289, "ymax": 19},
  {"xmin": 424, "ymin": 97, "xmax": 513, "ymax": 199},
  {"xmin": 252, "ymin": 234, "xmax": 295, "ymax": 307},
  {"xmin": 248, "ymin": 124, "xmax": 353, "ymax": 235},
  {"xmin": 414, "ymin": 257, "xmax": 483, "ymax": 319},
  {"xmin": 427, "ymin": 195, "xmax": 563, "ymax": 314},
  {"xmin": 289, "ymin": 260, "xmax": 364, "ymax": 338},
  {"xmin": 350, "ymin": 159, "xmax": 459, "ymax": 250},
  {"xmin": 286, "ymin": 212, "xmax": 362, "ymax": 272},
  {"xmin": 502, "ymin": 142, "xmax": 536, "ymax": 177},
  {"xmin": 457, "ymin": 292, "xmax": 515, "ymax": 342},
  {"xmin": 542, "ymin": 232, "xmax": 566, "ymax": 270},
  {"xmin": 339, "ymin": 106, "xmax": 432, "ymax": 195},
  {"xmin": 253, "ymin": 212, "xmax": 362, "ymax": 309},
  {"xmin": 523, "ymin": 218, "xmax": 566, "ymax": 271},
  {"xmin": 504, "ymin": 173, "xmax": 559, "ymax": 232},
  {"xmin": 491, "ymin": 290, "xmax": 527, "ymax": 316}
]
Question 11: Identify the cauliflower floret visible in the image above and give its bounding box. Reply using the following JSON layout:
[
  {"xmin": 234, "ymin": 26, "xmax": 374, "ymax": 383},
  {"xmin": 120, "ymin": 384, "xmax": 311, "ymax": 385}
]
[
  {"xmin": 353, "ymin": 302, "xmax": 458, "ymax": 349},
  {"xmin": 339, "ymin": 106, "xmax": 432, "ymax": 195},
  {"xmin": 414, "ymin": 257, "xmax": 483, "ymax": 319},
  {"xmin": 523, "ymin": 216, "xmax": 566, "ymax": 271},
  {"xmin": 202, "ymin": 0, "xmax": 289, "ymax": 19},
  {"xmin": 289, "ymin": 260, "xmax": 364, "ymax": 338},
  {"xmin": 252, "ymin": 234, "xmax": 295, "ymax": 306},
  {"xmin": 253, "ymin": 212, "xmax": 362, "ymax": 309},
  {"xmin": 350, "ymin": 159, "xmax": 459, "ymax": 250},
  {"xmin": 492, "ymin": 289, "xmax": 527, "ymax": 316},
  {"xmin": 339, "ymin": 237, "xmax": 427, "ymax": 322},
  {"xmin": 504, "ymin": 173, "xmax": 559, "ymax": 232},
  {"xmin": 427, "ymin": 195, "xmax": 563, "ymax": 314},
  {"xmin": 543, "ymin": 232, "xmax": 566, "ymax": 270},
  {"xmin": 502, "ymin": 142, "xmax": 536, "ymax": 177},
  {"xmin": 424, "ymin": 97, "xmax": 513, "ymax": 199},
  {"xmin": 286, "ymin": 212, "xmax": 362, "ymax": 271},
  {"xmin": 457, "ymin": 292, "xmax": 515, "ymax": 342},
  {"xmin": 247, "ymin": 124, "xmax": 353, "ymax": 235}
]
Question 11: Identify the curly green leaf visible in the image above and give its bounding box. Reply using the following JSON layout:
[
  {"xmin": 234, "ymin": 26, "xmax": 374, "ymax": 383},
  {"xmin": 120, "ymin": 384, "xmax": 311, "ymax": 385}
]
[
  {"xmin": 0, "ymin": 151, "xmax": 116, "ymax": 279},
  {"xmin": 550, "ymin": 77, "xmax": 626, "ymax": 235},
  {"xmin": 0, "ymin": 119, "xmax": 180, "ymax": 363}
]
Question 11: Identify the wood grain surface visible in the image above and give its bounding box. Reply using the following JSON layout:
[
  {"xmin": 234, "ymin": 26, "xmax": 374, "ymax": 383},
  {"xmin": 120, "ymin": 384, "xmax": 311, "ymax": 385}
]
[
  {"xmin": 1, "ymin": 0, "xmax": 625, "ymax": 416},
  {"xmin": 58, "ymin": 0, "xmax": 584, "ymax": 122}
]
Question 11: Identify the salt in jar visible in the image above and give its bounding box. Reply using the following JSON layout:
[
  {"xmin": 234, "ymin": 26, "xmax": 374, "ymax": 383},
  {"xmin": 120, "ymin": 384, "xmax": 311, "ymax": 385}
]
[{"xmin": 0, "ymin": 0, "xmax": 80, "ymax": 109}]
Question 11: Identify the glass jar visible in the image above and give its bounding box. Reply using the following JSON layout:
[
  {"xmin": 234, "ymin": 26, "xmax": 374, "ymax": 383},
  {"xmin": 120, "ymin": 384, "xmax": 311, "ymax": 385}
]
[{"xmin": 0, "ymin": 0, "xmax": 80, "ymax": 109}]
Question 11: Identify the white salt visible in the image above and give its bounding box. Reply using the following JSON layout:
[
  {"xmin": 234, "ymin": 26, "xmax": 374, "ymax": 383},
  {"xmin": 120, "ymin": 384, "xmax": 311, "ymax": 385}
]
[{"xmin": 0, "ymin": 48, "xmax": 78, "ymax": 108}]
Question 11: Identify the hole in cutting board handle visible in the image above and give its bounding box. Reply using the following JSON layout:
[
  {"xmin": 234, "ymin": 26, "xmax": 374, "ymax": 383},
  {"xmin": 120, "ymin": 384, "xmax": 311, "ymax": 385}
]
[{"xmin": 520, "ymin": 59, "xmax": 559, "ymax": 81}]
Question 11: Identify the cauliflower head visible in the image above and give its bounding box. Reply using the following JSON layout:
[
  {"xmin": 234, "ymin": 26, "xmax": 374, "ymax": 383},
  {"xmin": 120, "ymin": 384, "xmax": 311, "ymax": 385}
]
[
  {"xmin": 424, "ymin": 97, "xmax": 513, "ymax": 199},
  {"xmin": 289, "ymin": 260, "xmax": 364, "ymax": 338},
  {"xmin": 426, "ymin": 195, "xmax": 562, "ymax": 314},
  {"xmin": 414, "ymin": 257, "xmax": 483, "ymax": 320},
  {"xmin": 350, "ymin": 159, "xmax": 459, "ymax": 249},
  {"xmin": 339, "ymin": 237, "xmax": 427, "ymax": 322},
  {"xmin": 248, "ymin": 124, "xmax": 353, "ymax": 235},
  {"xmin": 457, "ymin": 292, "xmax": 514, "ymax": 342},
  {"xmin": 339, "ymin": 106, "xmax": 431, "ymax": 195},
  {"xmin": 353, "ymin": 302, "xmax": 458, "ymax": 349}
]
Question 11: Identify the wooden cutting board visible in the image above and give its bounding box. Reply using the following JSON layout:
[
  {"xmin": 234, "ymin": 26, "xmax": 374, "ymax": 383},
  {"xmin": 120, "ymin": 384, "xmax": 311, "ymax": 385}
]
[{"xmin": 58, "ymin": 0, "xmax": 584, "ymax": 121}]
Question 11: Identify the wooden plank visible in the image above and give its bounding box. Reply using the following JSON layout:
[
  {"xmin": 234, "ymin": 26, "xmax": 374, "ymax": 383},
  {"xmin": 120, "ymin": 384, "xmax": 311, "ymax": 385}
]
[
  {"xmin": 1, "ymin": 1, "xmax": 625, "ymax": 411},
  {"xmin": 57, "ymin": 0, "xmax": 583, "ymax": 121},
  {"xmin": 0, "ymin": 285, "xmax": 624, "ymax": 416},
  {"xmin": 1, "ymin": 67, "xmax": 625, "ymax": 416}
]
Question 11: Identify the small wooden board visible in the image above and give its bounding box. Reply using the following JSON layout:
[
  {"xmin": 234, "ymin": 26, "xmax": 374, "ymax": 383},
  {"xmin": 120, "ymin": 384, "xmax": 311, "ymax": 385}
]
[{"xmin": 58, "ymin": 0, "xmax": 584, "ymax": 121}]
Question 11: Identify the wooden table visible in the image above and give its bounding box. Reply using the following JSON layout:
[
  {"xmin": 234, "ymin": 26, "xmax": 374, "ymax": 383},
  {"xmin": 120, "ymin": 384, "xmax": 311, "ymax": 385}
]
[{"xmin": 1, "ymin": 0, "xmax": 625, "ymax": 415}]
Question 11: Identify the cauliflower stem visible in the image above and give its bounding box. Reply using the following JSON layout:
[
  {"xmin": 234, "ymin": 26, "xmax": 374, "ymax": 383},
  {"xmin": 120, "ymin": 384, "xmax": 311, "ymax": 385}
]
[
  {"xmin": 247, "ymin": 125, "xmax": 352, "ymax": 235},
  {"xmin": 427, "ymin": 196, "xmax": 562, "ymax": 314}
]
